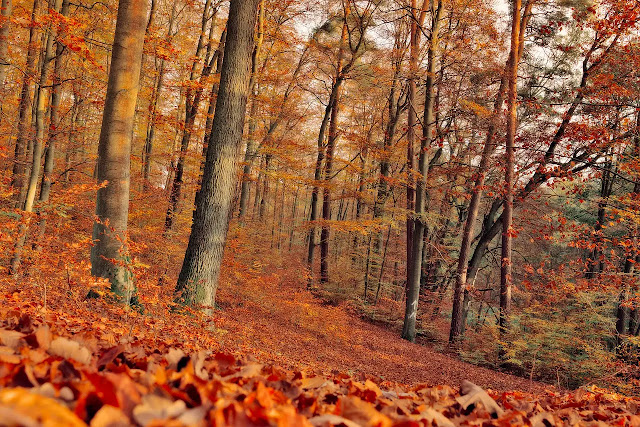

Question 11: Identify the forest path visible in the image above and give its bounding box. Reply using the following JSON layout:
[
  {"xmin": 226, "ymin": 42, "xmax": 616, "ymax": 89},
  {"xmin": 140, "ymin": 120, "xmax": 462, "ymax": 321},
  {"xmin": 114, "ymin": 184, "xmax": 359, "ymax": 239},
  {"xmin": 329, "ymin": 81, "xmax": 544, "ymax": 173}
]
[{"xmin": 211, "ymin": 245, "xmax": 551, "ymax": 394}]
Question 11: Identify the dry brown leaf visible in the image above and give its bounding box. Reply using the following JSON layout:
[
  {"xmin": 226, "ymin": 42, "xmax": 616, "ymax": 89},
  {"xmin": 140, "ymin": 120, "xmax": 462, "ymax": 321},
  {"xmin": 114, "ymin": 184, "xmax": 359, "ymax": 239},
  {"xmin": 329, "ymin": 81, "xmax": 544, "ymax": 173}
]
[
  {"xmin": 90, "ymin": 405, "xmax": 131, "ymax": 427},
  {"xmin": 0, "ymin": 387, "xmax": 86, "ymax": 427},
  {"xmin": 414, "ymin": 408, "xmax": 455, "ymax": 427},
  {"xmin": 309, "ymin": 413, "xmax": 361, "ymax": 427},
  {"xmin": 0, "ymin": 346, "xmax": 21, "ymax": 364},
  {"xmin": 132, "ymin": 394, "xmax": 187, "ymax": 426},
  {"xmin": 223, "ymin": 363, "xmax": 263, "ymax": 380},
  {"xmin": 35, "ymin": 325, "xmax": 52, "ymax": 350},
  {"xmin": 0, "ymin": 329, "xmax": 24, "ymax": 350},
  {"xmin": 339, "ymin": 396, "xmax": 392, "ymax": 427},
  {"xmin": 530, "ymin": 411, "xmax": 556, "ymax": 427},
  {"xmin": 165, "ymin": 348, "xmax": 186, "ymax": 369},
  {"xmin": 191, "ymin": 350, "xmax": 209, "ymax": 381},
  {"xmin": 49, "ymin": 337, "xmax": 92, "ymax": 365},
  {"xmin": 176, "ymin": 405, "xmax": 209, "ymax": 426},
  {"xmin": 32, "ymin": 382, "xmax": 56, "ymax": 399},
  {"xmin": 301, "ymin": 376, "xmax": 328, "ymax": 390},
  {"xmin": 456, "ymin": 380, "xmax": 504, "ymax": 417}
]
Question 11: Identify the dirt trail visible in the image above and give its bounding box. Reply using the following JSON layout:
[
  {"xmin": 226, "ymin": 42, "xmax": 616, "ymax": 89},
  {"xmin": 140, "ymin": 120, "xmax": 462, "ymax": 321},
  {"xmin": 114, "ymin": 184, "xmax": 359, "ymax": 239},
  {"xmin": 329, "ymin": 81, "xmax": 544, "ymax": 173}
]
[{"xmin": 212, "ymin": 255, "xmax": 552, "ymax": 394}]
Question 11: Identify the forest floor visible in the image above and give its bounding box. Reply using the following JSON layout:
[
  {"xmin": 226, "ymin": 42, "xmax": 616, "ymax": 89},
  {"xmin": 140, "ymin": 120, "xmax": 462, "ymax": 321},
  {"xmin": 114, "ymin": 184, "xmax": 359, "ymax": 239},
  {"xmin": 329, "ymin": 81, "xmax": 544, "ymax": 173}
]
[
  {"xmin": 211, "ymin": 245, "xmax": 548, "ymax": 394},
  {"xmin": 2, "ymin": 227, "xmax": 640, "ymax": 425}
]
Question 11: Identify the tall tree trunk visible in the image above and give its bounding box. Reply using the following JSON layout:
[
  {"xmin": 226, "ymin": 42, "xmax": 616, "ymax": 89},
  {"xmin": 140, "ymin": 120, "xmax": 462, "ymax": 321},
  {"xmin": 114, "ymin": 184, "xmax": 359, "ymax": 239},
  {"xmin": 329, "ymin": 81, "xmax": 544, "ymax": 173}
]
[
  {"xmin": 202, "ymin": 28, "xmax": 226, "ymax": 153},
  {"xmin": 586, "ymin": 158, "xmax": 614, "ymax": 278},
  {"xmin": 464, "ymin": 28, "xmax": 607, "ymax": 306},
  {"xmin": 619, "ymin": 112, "xmax": 640, "ymax": 340},
  {"xmin": 402, "ymin": 0, "xmax": 441, "ymax": 342},
  {"xmin": 175, "ymin": 0, "xmax": 259, "ymax": 308},
  {"xmin": 0, "ymin": 0, "xmax": 11, "ymax": 87},
  {"xmin": 405, "ymin": 0, "xmax": 418, "ymax": 299},
  {"xmin": 499, "ymin": 0, "xmax": 521, "ymax": 350},
  {"xmin": 307, "ymin": 82, "xmax": 338, "ymax": 286},
  {"xmin": 164, "ymin": 0, "xmax": 215, "ymax": 231},
  {"xmin": 238, "ymin": 0, "xmax": 264, "ymax": 219},
  {"xmin": 37, "ymin": 0, "xmax": 69, "ymax": 237},
  {"xmin": 11, "ymin": 0, "xmax": 39, "ymax": 207},
  {"xmin": 259, "ymin": 153, "xmax": 271, "ymax": 218},
  {"xmin": 141, "ymin": 4, "xmax": 177, "ymax": 190},
  {"xmin": 450, "ymin": 1, "xmax": 533, "ymax": 343},
  {"xmin": 319, "ymin": 18, "xmax": 347, "ymax": 284},
  {"xmin": 23, "ymin": 0, "xmax": 63, "ymax": 212},
  {"xmin": 90, "ymin": 0, "xmax": 148, "ymax": 297}
]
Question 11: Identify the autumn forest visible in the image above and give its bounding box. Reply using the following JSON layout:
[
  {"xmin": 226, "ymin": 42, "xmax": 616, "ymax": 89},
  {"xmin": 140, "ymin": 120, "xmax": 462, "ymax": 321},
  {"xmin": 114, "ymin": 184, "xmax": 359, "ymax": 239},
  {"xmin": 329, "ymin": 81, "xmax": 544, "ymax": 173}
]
[{"xmin": 1, "ymin": 0, "xmax": 640, "ymax": 424}]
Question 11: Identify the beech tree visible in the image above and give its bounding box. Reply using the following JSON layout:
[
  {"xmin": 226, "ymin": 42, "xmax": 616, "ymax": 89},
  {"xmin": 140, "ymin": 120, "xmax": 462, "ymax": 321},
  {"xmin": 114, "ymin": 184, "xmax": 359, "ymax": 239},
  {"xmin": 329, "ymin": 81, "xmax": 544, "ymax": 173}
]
[
  {"xmin": 175, "ymin": 0, "xmax": 260, "ymax": 308},
  {"xmin": 401, "ymin": 0, "xmax": 442, "ymax": 343},
  {"xmin": 91, "ymin": 0, "xmax": 148, "ymax": 297},
  {"xmin": 498, "ymin": 0, "xmax": 521, "ymax": 347},
  {"xmin": 0, "ymin": 0, "xmax": 10, "ymax": 88}
]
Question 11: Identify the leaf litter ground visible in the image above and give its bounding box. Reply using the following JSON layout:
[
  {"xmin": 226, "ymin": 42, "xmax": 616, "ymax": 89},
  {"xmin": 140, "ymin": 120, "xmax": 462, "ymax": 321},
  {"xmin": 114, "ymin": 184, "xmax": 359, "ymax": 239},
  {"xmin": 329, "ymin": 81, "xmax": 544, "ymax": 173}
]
[{"xmin": 0, "ymin": 242, "xmax": 639, "ymax": 425}]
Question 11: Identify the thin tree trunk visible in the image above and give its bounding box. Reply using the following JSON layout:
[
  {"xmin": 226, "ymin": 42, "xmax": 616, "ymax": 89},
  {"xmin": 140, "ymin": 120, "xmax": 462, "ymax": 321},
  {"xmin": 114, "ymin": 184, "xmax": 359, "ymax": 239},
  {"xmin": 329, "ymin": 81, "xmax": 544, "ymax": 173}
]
[
  {"xmin": 306, "ymin": 88, "xmax": 334, "ymax": 286},
  {"xmin": 277, "ymin": 180, "xmax": 285, "ymax": 249},
  {"xmin": 259, "ymin": 153, "xmax": 271, "ymax": 218},
  {"xmin": 402, "ymin": 0, "xmax": 441, "ymax": 342},
  {"xmin": 238, "ymin": 0, "xmax": 264, "ymax": 219},
  {"xmin": 64, "ymin": 94, "xmax": 82, "ymax": 185},
  {"xmin": 405, "ymin": 0, "xmax": 418, "ymax": 299},
  {"xmin": 375, "ymin": 225, "xmax": 392, "ymax": 305},
  {"xmin": 203, "ymin": 28, "xmax": 226, "ymax": 152},
  {"xmin": 141, "ymin": 2, "xmax": 179, "ymax": 190},
  {"xmin": 164, "ymin": 0, "xmax": 216, "ymax": 231},
  {"xmin": 465, "ymin": 28, "xmax": 607, "ymax": 293},
  {"xmin": 23, "ymin": 0, "xmax": 63, "ymax": 213},
  {"xmin": 253, "ymin": 154, "xmax": 264, "ymax": 216},
  {"xmin": 11, "ymin": 0, "xmax": 39, "ymax": 207},
  {"xmin": 319, "ymin": 13, "xmax": 349, "ymax": 285},
  {"xmin": 90, "ymin": 0, "xmax": 148, "ymax": 297},
  {"xmin": 0, "ymin": 0, "xmax": 12, "ymax": 87},
  {"xmin": 36, "ymin": 0, "xmax": 69, "ymax": 242},
  {"xmin": 499, "ymin": 0, "xmax": 521, "ymax": 352},
  {"xmin": 175, "ymin": 0, "xmax": 259, "ymax": 308},
  {"xmin": 288, "ymin": 185, "xmax": 299, "ymax": 250},
  {"xmin": 450, "ymin": 2, "xmax": 533, "ymax": 343}
]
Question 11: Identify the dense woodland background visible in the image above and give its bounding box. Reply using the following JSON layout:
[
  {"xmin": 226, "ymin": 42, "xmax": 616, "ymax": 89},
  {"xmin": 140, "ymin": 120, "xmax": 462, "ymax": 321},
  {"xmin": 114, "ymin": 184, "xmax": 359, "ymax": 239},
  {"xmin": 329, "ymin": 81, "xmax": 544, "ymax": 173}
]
[{"xmin": 2, "ymin": 0, "xmax": 640, "ymax": 400}]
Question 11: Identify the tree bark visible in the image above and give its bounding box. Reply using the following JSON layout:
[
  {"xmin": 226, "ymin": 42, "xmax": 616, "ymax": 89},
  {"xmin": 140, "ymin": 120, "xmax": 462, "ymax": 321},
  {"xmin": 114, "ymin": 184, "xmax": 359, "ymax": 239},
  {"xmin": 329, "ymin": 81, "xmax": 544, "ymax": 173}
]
[
  {"xmin": 36, "ymin": 0, "xmax": 69, "ymax": 238},
  {"xmin": 319, "ymin": 17, "xmax": 347, "ymax": 284},
  {"xmin": 307, "ymin": 79, "xmax": 337, "ymax": 286},
  {"xmin": 11, "ymin": 0, "xmax": 39, "ymax": 207},
  {"xmin": 23, "ymin": 0, "xmax": 63, "ymax": 213},
  {"xmin": 175, "ymin": 0, "xmax": 260, "ymax": 308},
  {"xmin": 499, "ymin": 0, "xmax": 521, "ymax": 350},
  {"xmin": 90, "ymin": 0, "xmax": 148, "ymax": 297},
  {"xmin": 402, "ymin": 0, "xmax": 441, "ymax": 342},
  {"xmin": 141, "ymin": 3, "xmax": 177, "ymax": 190},
  {"xmin": 0, "ymin": 0, "xmax": 11, "ymax": 87},
  {"xmin": 238, "ymin": 0, "xmax": 264, "ymax": 219},
  {"xmin": 164, "ymin": 0, "xmax": 216, "ymax": 231}
]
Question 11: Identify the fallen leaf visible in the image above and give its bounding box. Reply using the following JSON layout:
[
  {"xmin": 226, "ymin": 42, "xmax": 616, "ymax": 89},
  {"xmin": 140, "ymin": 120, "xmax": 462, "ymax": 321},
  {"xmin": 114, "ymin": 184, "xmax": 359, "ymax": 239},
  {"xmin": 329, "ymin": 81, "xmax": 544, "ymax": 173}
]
[
  {"xmin": 132, "ymin": 394, "xmax": 187, "ymax": 426},
  {"xmin": 49, "ymin": 337, "xmax": 92, "ymax": 365},
  {"xmin": 456, "ymin": 380, "xmax": 504, "ymax": 417},
  {"xmin": 35, "ymin": 325, "xmax": 52, "ymax": 350},
  {"xmin": 0, "ymin": 346, "xmax": 21, "ymax": 364},
  {"xmin": 339, "ymin": 396, "xmax": 392, "ymax": 427},
  {"xmin": 0, "ymin": 330, "xmax": 24, "ymax": 350},
  {"xmin": 309, "ymin": 413, "xmax": 361, "ymax": 427},
  {"xmin": 0, "ymin": 387, "xmax": 86, "ymax": 427},
  {"xmin": 90, "ymin": 405, "xmax": 130, "ymax": 427}
]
